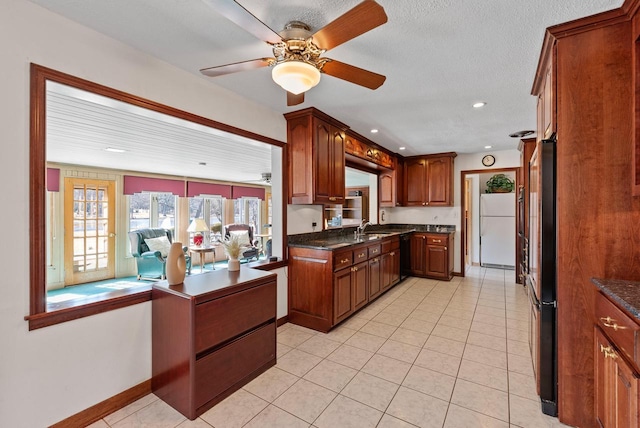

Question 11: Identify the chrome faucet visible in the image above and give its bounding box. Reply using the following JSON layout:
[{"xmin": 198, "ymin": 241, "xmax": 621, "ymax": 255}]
[{"xmin": 356, "ymin": 219, "xmax": 372, "ymax": 236}]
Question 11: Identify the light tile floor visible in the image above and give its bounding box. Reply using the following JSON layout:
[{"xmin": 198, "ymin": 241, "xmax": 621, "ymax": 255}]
[{"xmin": 89, "ymin": 267, "xmax": 569, "ymax": 428}]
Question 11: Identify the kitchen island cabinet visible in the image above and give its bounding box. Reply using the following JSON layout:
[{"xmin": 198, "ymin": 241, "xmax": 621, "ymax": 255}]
[
  {"xmin": 152, "ymin": 268, "xmax": 277, "ymax": 420},
  {"xmin": 288, "ymin": 235, "xmax": 400, "ymax": 332}
]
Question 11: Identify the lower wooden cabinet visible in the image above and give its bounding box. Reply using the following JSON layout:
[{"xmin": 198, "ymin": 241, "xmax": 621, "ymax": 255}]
[
  {"xmin": 594, "ymin": 290, "xmax": 640, "ymax": 428},
  {"xmin": 289, "ymin": 237, "xmax": 400, "ymax": 332},
  {"xmin": 152, "ymin": 269, "xmax": 277, "ymax": 420},
  {"xmin": 409, "ymin": 232, "xmax": 454, "ymax": 280}
]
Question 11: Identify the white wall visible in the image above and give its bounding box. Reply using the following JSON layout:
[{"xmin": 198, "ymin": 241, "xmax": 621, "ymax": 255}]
[
  {"xmin": 385, "ymin": 150, "xmax": 521, "ymax": 273},
  {"xmin": 0, "ymin": 1, "xmax": 287, "ymax": 426}
]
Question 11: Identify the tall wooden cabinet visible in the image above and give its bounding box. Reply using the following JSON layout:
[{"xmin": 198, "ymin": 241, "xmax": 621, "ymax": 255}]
[
  {"xmin": 285, "ymin": 108, "xmax": 347, "ymax": 205},
  {"xmin": 531, "ymin": 4, "xmax": 640, "ymax": 426},
  {"xmin": 404, "ymin": 153, "xmax": 456, "ymax": 207}
]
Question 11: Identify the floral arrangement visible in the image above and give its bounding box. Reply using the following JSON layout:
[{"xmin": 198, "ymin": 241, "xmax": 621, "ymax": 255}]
[{"xmin": 221, "ymin": 234, "xmax": 242, "ymax": 259}]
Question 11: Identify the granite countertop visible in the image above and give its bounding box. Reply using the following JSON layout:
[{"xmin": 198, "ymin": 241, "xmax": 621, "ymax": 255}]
[
  {"xmin": 592, "ymin": 278, "xmax": 640, "ymax": 321},
  {"xmin": 288, "ymin": 224, "xmax": 455, "ymax": 250}
]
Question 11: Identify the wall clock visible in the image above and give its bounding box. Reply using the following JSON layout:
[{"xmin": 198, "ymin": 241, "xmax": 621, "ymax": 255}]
[{"xmin": 482, "ymin": 155, "xmax": 495, "ymax": 167}]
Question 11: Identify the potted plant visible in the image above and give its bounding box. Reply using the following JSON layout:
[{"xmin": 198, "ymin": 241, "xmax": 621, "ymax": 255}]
[
  {"xmin": 222, "ymin": 234, "xmax": 242, "ymax": 271},
  {"xmin": 486, "ymin": 173, "xmax": 515, "ymax": 193}
]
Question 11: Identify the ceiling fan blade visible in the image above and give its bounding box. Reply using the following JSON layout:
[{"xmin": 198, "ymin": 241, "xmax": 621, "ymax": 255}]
[
  {"xmin": 202, "ymin": 0, "xmax": 282, "ymax": 44},
  {"xmin": 312, "ymin": 0, "xmax": 387, "ymax": 51},
  {"xmin": 322, "ymin": 60, "xmax": 386, "ymax": 90},
  {"xmin": 287, "ymin": 92, "xmax": 305, "ymax": 106},
  {"xmin": 200, "ymin": 58, "xmax": 272, "ymax": 77}
]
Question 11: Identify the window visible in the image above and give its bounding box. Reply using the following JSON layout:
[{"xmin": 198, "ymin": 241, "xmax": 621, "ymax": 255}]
[
  {"xmin": 29, "ymin": 65, "xmax": 285, "ymax": 330},
  {"xmin": 189, "ymin": 196, "xmax": 225, "ymax": 244},
  {"xmin": 234, "ymin": 197, "xmax": 260, "ymax": 232},
  {"xmin": 128, "ymin": 192, "xmax": 177, "ymax": 233}
]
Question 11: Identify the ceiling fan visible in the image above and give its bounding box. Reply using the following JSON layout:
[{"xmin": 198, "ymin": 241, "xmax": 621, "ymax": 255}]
[
  {"xmin": 200, "ymin": 0, "xmax": 388, "ymax": 106},
  {"xmin": 243, "ymin": 172, "xmax": 272, "ymax": 185}
]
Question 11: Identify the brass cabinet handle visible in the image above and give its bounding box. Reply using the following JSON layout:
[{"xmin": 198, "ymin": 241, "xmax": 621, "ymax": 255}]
[
  {"xmin": 390, "ymin": 252, "xmax": 395, "ymax": 256},
  {"xmin": 353, "ymin": 267, "xmax": 358, "ymax": 272},
  {"xmin": 444, "ymin": 247, "xmax": 447, "ymax": 250},
  {"xmin": 373, "ymin": 258, "xmax": 379, "ymax": 262},
  {"xmin": 600, "ymin": 344, "xmax": 617, "ymax": 359},
  {"xmin": 358, "ymin": 253, "xmax": 365, "ymax": 258},
  {"xmin": 372, "ymin": 249, "xmax": 378, "ymax": 254},
  {"xmin": 426, "ymin": 202, "xmax": 429, "ymax": 205},
  {"xmin": 340, "ymin": 258, "xmax": 350, "ymax": 263},
  {"xmin": 433, "ymin": 239, "xmax": 442, "ymax": 243},
  {"xmin": 600, "ymin": 316, "xmax": 627, "ymax": 331},
  {"xmin": 329, "ymin": 197, "xmax": 337, "ymax": 201}
]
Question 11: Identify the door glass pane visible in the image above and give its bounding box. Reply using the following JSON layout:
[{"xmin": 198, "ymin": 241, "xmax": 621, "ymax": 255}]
[
  {"xmin": 73, "ymin": 255, "xmax": 85, "ymax": 272},
  {"xmin": 86, "ymin": 202, "xmax": 96, "ymax": 219},
  {"xmin": 86, "ymin": 188, "xmax": 97, "ymax": 201},
  {"xmin": 85, "ymin": 255, "xmax": 97, "ymax": 270},
  {"xmin": 74, "ymin": 201, "xmax": 85, "ymax": 219},
  {"xmin": 85, "ymin": 220, "xmax": 97, "ymax": 236},
  {"xmin": 97, "ymin": 253, "xmax": 108, "ymax": 269},
  {"xmin": 73, "ymin": 238, "xmax": 84, "ymax": 256}
]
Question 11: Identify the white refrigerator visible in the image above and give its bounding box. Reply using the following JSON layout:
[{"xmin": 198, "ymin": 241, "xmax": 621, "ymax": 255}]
[{"xmin": 480, "ymin": 193, "xmax": 515, "ymax": 268}]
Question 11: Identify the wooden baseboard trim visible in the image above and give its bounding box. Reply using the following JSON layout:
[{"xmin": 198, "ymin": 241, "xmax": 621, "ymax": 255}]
[
  {"xmin": 277, "ymin": 315, "xmax": 289, "ymax": 327},
  {"xmin": 452, "ymin": 272, "xmax": 462, "ymax": 277},
  {"xmin": 50, "ymin": 380, "xmax": 151, "ymax": 428}
]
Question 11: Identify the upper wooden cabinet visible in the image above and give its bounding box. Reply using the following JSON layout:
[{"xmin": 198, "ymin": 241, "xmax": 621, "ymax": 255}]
[
  {"xmin": 404, "ymin": 153, "xmax": 456, "ymax": 207},
  {"xmin": 285, "ymin": 108, "xmax": 347, "ymax": 204},
  {"xmin": 535, "ymin": 45, "xmax": 556, "ymax": 143},
  {"xmin": 345, "ymin": 131, "xmax": 394, "ymax": 169},
  {"xmin": 379, "ymin": 156, "xmax": 405, "ymax": 207}
]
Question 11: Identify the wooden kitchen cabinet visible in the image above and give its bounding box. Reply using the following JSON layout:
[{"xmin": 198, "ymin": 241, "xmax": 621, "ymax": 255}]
[
  {"xmin": 594, "ymin": 291, "xmax": 640, "ymax": 428},
  {"xmin": 379, "ymin": 154, "xmax": 403, "ymax": 208},
  {"xmin": 152, "ymin": 268, "xmax": 277, "ymax": 420},
  {"xmin": 409, "ymin": 232, "xmax": 454, "ymax": 280},
  {"xmin": 289, "ymin": 236, "xmax": 400, "ymax": 332},
  {"xmin": 285, "ymin": 108, "xmax": 347, "ymax": 204},
  {"xmin": 403, "ymin": 153, "xmax": 456, "ymax": 207}
]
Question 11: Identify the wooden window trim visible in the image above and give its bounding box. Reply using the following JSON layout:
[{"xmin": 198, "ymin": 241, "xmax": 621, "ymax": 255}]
[{"xmin": 28, "ymin": 64, "xmax": 288, "ymax": 330}]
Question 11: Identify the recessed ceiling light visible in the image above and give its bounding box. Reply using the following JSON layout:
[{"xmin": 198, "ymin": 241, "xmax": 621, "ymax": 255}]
[
  {"xmin": 104, "ymin": 147, "xmax": 126, "ymax": 153},
  {"xmin": 484, "ymin": 145, "xmax": 492, "ymax": 149},
  {"xmin": 473, "ymin": 102, "xmax": 487, "ymax": 108},
  {"xmin": 370, "ymin": 129, "xmax": 379, "ymax": 133},
  {"xmin": 399, "ymin": 147, "xmax": 406, "ymax": 151}
]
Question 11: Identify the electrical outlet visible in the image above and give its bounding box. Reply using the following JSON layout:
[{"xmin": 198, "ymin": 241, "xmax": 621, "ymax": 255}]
[{"xmin": 312, "ymin": 222, "xmax": 317, "ymax": 227}]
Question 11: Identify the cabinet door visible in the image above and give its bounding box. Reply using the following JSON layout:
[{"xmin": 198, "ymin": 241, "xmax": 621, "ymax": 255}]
[
  {"xmin": 613, "ymin": 349, "xmax": 639, "ymax": 428},
  {"xmin": 379, "ymin": 171, "xmax": 396, "ymax": 207},
  {"xmin": 595, "ymin": 327, "xmax": 614, "ymax": 428},
  {"xmin": 381, "ymin": 252, "xmax": 392, "ymax": 291},
  {"xmin": 352, "ymin": 261, "xmax": 368, "ymax": 311},
  {"xmin": 410, "ymin": 234, "xmax": 426, "ymax": 275},
  {"xmin": 405, "ymin": 159, "xmax": 426, "ymax": 206},
  {"xmin": 330, "ymin": 128, "xmax": 346, "ymax": 203},
  {"xmin": 314, "ymin": 118, "xmax": 334, "ymax": 204},
  {"xmin": 426, "ymin": 157, "xmax": 451, "ymax": 206},
  {"xmin": 426, "ymin": 245, "xmax": 447, "ymax": 278},
  {"xmin": 390, "ymin": 249, "xmax": 400, "ymax": 284},
  {"xmin": 334, "ymin": 268, "xmax": 353, "ymax": 324},
  {"xmin": 369, "ymin": 257, "xmax": 382, "ymax": 300}
]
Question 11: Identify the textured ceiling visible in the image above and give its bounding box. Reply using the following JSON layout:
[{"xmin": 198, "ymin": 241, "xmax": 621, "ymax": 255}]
[{"xmin": 29, "ymin": 0, "xmax": 623, "ymax": 159}]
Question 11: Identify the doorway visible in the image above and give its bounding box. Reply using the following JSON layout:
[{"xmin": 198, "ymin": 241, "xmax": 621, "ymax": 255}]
[
  {"xmin": 460, "ymin": 167, "xmax": 519, "ymax": 278},
  {"xmin": 64, "ymin": 177, "xmax": 116, "ymax": 285}
]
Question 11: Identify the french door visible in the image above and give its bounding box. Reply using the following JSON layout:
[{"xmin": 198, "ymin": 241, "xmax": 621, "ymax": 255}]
[{"xmin": 64, "ymin": 178, "xmax": 116, "ymax": 285}]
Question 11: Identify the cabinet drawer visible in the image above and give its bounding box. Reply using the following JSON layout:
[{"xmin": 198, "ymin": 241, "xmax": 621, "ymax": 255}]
[
  {"xmin": 426, "ymin": 235, "xmax": 448, "ymax": 246},
  {"xmin": 596, "ymin": 292, "xmax": 640, "ymax": 368},
  {"xmin": 195, "ymin": 282, "xmax": 276, "ymax": 354},
  {"xmin": 195, "ymin": 322, "xmax": 275, "ymax": 409},
  {"xmin": 381, "ymin": 240, "xmax": 392, "ymax": 254},
  {"xmin": 368, "ymin": 244, "xmax": 381, "ymax": 258},
  {"xmin": 334, "ymin": 250, "xmax": 353, "ymax": 271},
  {"xmin": 354, "ymin": 247, "xmax": 368, "ymax": 262}
]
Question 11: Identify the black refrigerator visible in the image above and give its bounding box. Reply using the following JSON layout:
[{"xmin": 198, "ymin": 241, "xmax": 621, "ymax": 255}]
[{"xmin": 526, "ymin": 134, "xmax": 557, "ymax": 416}]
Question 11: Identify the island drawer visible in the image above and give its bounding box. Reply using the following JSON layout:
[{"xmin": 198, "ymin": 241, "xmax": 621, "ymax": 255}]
[
  {"xmin": 195, "ymin": 281, "xmax": 276, "ymax": 354},
  {"xmin": 367, "ymin": 244, "xmax": 381, "ymax": 258},
  {"xmin": 426, "ymin": 235, "xmax": 448, "ymax": 246}
]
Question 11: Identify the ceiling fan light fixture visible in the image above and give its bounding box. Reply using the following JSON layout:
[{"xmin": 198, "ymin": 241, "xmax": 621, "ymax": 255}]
[{"xmin": 272, "ymin": 61, "xmax": 321, "ymax": 95}]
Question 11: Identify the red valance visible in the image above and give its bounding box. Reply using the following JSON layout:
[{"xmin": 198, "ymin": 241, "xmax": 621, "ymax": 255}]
[
  {"xmin": 47, "ymin": 168, "xmax": 60, "ymax": 192},
  {"xmin": 232, "ymin": 186, "xmax": 265, "ymax": 200},
  {"xmin": 186, "ymin": 181, "xmax": 232, "ymax": 198},
  {"xmin": 123, "ymin": 175, "xmax": 185, "ymax": 196}
]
